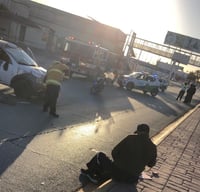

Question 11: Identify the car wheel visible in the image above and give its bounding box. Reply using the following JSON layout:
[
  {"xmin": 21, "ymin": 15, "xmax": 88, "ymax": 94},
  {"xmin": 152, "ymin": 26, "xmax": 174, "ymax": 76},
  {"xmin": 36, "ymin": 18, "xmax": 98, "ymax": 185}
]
[
  {"xmin": 13, "ymin": 79, "xmax": 33, "ymax": 99},
  {"xmin": 150, "ymin": 88, "xmax": 158, "ymax": 96},
  {"xmin": 126, "ymin": 82, "xmax": 134, "ymax": 91}
]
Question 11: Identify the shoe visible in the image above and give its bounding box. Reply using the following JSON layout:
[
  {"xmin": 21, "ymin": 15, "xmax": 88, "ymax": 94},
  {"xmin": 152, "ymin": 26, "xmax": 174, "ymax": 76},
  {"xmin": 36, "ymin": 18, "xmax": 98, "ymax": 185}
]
[
  {"xmin": 81, "ymin": 169, "xmax": 99, "ymax": 184},
  {"xmin": 49, "ymin": 112, "xmax": 59, "ymax": 118}
]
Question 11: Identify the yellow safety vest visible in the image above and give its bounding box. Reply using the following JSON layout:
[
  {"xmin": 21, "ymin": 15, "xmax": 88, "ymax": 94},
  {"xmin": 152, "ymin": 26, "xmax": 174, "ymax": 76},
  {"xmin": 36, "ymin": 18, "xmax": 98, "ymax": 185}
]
[{"xmin": 45, "ymin": 63, "xmax": 68, "ymax": 86}]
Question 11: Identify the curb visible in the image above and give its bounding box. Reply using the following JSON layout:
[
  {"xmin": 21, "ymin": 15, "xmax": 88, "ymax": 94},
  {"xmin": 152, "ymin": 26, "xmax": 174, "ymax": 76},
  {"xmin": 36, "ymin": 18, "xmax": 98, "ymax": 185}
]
[{"xmin": 152, "ymin": 103, "xmax": 200, "ymax": 145}]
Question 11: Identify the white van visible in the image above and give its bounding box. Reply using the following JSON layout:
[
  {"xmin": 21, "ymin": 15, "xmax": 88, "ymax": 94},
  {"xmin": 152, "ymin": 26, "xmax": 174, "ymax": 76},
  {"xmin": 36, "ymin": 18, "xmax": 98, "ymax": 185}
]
[{"xmin": 0, "ymin": 40, "xmax": 46, "ymax": 98}]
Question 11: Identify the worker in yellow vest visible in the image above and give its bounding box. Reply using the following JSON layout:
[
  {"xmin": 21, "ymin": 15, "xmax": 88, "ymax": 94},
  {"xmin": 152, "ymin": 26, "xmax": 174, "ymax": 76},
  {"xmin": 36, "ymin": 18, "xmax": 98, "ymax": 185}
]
[{"xmin": 43, "ymin": 61, "xmax": 69, "ymax": 117}]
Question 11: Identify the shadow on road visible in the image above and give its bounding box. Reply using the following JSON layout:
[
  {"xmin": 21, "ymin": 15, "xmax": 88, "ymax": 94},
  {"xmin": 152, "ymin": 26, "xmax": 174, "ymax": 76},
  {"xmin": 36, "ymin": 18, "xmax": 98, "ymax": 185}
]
[
  {"xmin": 52, "ymin": 78, "xmax": 136, "ymax": 133},
  {"xmin": 121, "ymin": 88, "xmax": 178, "ymax": 116},
  {"xmin": 0, "ymin": 98, "xmax": 54, "ymax": 176},
  {"xmin": 0, "ymin": 79, "xmax": 199, "ymax": 180}
]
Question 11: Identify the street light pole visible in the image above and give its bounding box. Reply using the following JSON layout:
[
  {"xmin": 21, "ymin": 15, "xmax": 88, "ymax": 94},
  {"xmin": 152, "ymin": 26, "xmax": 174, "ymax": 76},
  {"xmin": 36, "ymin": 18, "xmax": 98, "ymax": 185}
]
[{"xmin": 168, "ymin": 60, "xmax": 176, "ymax": 82}]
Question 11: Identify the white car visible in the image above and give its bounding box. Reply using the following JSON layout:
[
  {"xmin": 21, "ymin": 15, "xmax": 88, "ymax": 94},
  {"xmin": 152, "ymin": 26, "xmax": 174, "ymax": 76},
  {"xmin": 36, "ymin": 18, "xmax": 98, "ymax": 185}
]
[
  {"xmin": 0, "ymin": 40, "xmax": 46, "ymax": 98},
  {"xmin": 117, "ymin": 72, "xmax": 160, "ymax": 96}
]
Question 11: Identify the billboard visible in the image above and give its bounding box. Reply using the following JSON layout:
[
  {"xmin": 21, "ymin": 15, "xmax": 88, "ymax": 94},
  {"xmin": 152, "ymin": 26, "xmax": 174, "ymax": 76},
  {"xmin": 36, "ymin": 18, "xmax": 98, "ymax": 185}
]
[{"xmin": 164, "ymin": 31, "xmax": 200, "ymax": 54}]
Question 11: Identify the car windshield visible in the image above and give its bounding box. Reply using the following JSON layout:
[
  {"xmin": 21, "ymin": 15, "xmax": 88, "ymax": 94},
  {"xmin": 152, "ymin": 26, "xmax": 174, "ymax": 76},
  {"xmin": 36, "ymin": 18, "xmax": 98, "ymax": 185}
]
[{"xmin": 6, "ymin": 47, "xmax": 37, "ymax": 66}]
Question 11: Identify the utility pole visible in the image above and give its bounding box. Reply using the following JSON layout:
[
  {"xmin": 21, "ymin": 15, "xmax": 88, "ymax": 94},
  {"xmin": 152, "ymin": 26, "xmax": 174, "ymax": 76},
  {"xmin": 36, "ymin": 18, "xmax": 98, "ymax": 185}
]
[{"xmin": 168, "ymin": 60, "xmax": 176, "ymax": 82}]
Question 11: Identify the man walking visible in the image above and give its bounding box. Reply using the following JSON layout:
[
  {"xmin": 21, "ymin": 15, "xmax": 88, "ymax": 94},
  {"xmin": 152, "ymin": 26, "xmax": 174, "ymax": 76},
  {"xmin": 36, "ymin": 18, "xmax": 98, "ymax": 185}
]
[{"xmin": 43, "ymin": 61, "xmax": 69, "ymax": 117}]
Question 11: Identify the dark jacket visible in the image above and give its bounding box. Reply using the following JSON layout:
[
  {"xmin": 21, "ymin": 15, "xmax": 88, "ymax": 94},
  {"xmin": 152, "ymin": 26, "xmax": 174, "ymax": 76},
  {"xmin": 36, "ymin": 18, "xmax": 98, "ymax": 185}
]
[
  {"xmin": 187, "ymin": 84, "xmax": 196, "ymax": 96},
  {"xmin": 111, "ymin": 134, "xmax": 157, "ymax": 177}
]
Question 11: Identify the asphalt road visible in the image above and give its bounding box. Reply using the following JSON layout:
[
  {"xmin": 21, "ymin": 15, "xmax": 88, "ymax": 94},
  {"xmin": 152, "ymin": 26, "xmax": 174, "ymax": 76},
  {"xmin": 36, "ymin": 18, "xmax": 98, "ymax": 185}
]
[{"xmin": 0, "ymin": 78, "xmax": 200, "ymax": 192}]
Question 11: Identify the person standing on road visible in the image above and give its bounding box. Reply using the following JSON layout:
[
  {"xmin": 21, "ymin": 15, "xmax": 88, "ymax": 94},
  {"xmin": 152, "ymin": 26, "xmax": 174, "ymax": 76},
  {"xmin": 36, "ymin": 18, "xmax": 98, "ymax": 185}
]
[
  {"xmin": 43, "ymin": 61, "xmax": 69, "ymax": 117},
  {"xmin": 183, "ymin": 83, "xmax": 196, "ymax": 104},
  {"xmin": 176, "ymin": 82, "xmax": 188, "ymax": 101},
  {"xmin": 81, "ymin": 124, "xmax": 157, "ymax": 185}
]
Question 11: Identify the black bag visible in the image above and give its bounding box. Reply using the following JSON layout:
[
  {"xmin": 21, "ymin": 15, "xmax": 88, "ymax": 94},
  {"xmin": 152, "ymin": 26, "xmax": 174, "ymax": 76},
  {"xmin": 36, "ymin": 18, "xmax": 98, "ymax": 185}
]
[{"xmin": 86, "ymin": 152, "xmax": 112, "ymax": 181}]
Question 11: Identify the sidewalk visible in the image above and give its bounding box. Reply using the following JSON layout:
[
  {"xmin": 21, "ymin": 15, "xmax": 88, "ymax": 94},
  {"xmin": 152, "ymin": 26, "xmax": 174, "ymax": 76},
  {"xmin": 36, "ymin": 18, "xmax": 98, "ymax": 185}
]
[
  {"xmin": 137, "ymin": 104, "xmax": 200, "ymax": 192},
  {"xmin": 78, "ymin": 104, "xmax": 200, "ymax": 192}
]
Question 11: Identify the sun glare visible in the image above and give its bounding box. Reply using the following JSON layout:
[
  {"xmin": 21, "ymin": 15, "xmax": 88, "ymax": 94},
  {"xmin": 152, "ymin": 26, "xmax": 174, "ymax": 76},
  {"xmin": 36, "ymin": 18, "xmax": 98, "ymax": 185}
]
[{"xmin": 33, "ymin": 0, "xmax": 180, "ymax": 43}]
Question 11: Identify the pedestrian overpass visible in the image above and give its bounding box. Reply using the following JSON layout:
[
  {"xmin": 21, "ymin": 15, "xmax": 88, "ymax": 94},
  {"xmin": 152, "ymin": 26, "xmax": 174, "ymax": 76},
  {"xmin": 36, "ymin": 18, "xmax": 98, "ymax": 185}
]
[{"xmin": 133, "ymin": 37, "xmax": 200, "ymax": 67}]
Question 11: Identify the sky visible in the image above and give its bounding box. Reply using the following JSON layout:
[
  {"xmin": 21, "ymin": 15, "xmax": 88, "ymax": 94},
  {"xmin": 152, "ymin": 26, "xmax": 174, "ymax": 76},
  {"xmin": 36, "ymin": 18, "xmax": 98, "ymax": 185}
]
[
  {"xmin": 32, "ymin": 0, "xmax": 200, "ymax": 44},
  {"xmin": 32, "ymin": 0, "xmax": 200, "ymax": 72}
]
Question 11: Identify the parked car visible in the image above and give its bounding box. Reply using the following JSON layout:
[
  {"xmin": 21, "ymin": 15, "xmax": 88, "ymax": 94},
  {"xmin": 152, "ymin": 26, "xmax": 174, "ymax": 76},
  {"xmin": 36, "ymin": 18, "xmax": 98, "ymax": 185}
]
[
  {"xmin": 0, "ymin": 40, "xmax": 46, "ymax": 99},
  {"xmin": 117, "ymin": 72, "xmax": 160, "ymax": 96}
]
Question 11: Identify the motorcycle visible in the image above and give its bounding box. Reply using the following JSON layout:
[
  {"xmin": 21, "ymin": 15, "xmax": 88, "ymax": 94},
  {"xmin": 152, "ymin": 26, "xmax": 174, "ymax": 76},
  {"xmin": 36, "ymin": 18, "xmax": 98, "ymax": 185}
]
[{"xmin": 90, "ymin": 77, "xmax": 105, "ymax": 94}]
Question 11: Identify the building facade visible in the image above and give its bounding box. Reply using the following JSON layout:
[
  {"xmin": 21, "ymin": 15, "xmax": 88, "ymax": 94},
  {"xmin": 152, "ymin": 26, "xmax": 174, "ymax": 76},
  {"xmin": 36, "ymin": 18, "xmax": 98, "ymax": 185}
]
[{"xmin": 0, "ymin": 0, "xmax": 126, "ymax": 54}]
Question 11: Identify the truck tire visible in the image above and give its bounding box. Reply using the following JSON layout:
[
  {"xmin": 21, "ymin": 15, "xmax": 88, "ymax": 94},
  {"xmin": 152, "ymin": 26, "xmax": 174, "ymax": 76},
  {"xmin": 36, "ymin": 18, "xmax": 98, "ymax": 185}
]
[
  {"xmin": 150, "ymin": 88, "xmax": 158, "ymax": 96},
  {"xmin": 12, "ymin": 79, "xmax": 33, "ymax": 99}
]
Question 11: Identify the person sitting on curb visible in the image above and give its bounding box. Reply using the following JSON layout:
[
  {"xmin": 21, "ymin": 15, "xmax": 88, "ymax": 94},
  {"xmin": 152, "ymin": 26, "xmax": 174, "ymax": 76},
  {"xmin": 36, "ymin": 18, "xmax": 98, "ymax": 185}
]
[{"xmin": 81, "ymin": 124, "xmax": 157, "ymax": 185}]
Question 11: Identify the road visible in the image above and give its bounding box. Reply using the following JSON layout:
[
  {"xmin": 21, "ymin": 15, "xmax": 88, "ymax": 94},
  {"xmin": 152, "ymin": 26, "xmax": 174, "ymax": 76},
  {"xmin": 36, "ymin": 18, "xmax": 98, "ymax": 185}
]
[{"xmin": 0, "ymin": 76, "xmax": 200, "ymax": 192}]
